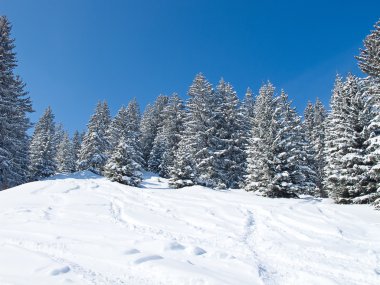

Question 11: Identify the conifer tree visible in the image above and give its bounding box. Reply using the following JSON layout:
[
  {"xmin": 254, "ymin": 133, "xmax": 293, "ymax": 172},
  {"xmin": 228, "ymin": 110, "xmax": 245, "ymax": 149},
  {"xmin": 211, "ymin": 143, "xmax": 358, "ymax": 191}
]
[
  {"xmin": 240, "ymin": 87, "xmax": 255, "ymax": 134},
  {"xmin": 169, "ymin": 73, "xmax": 216, "ymax": 187},
  {"xmin": 108, "ymin": 106, "xmax": 129, "ymax": 150},
  {"xmin": 357, "ymin": 19, "xmax": 380, "ymax": 78},
  {"xmin": 0, "ymin": 16, "xmax": 32, "ymax": 189},
  {"xmin": 212, "ymin": 79, "xmax": 246, "ymax": 188},
  {"xmin": 105, "ymin": 98, "xmax": 144, "ymax": 184},
  {"xmin": 104, "ymin": 134, "xmax": 143, "ymax": 187},
  {"xmin": 72, "ymin": 130, "xmax": 83, "ymax": 170},
  {"xmin": 78, "ymin": 101, "xmax": 111, "ymax": 174},
  {"xmin": 56, "ymin": 132, "xmax": 75, "ymax": 173},
  {"xmin": 29, "ymin": 107, "xmax": 56, "ymax": 180},
  {"xmin": 303, "ymin": 99, "xmax": 327, "ymax": 196},
  {"xmin": 245, "ymin": 82, "xmax": 278, "ymax": 194},
  {"xmin": 150, "ymin": 94, "xmax": 185, "ymax": 177},
  {"xmin": 140, "ymin": 95, "xmax": 169, "ymax": 168},
  {"xmin": 364, "ymin": 78, "xmax": 380, "ymax": 208},
  {"xmin": 324, "ymin": 75, "xmax": 374, "ymax": 202}
]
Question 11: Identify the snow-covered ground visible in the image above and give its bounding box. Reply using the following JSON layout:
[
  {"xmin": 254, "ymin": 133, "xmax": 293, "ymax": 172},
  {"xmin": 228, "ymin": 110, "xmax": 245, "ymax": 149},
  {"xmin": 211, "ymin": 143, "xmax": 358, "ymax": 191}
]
[{"xmin": 0, "ymin": 171, "xmax": 379, "ymax": 285}]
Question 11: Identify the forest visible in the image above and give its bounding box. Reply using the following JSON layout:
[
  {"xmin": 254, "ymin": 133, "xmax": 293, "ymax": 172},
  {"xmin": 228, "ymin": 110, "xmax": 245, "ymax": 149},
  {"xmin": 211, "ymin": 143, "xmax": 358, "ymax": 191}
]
[{"xmin": 1, "ymin": 15, "xmax": 380, "ymax": 209}]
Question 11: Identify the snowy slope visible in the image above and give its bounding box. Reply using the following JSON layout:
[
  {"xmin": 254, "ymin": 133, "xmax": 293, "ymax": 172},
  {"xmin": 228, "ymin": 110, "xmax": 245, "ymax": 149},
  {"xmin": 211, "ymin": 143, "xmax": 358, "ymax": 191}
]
[{"xmin": 0, "ymin": 171, "xmax": 379, "ymax": 285}]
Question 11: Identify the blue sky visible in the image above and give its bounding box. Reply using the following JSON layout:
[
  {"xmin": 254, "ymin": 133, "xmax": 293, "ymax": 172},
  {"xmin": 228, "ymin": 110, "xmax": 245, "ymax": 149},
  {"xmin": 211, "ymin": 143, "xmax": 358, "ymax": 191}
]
[{"xmin": 1, "ymin": 0, "xmax": 380, "ymax": 134}]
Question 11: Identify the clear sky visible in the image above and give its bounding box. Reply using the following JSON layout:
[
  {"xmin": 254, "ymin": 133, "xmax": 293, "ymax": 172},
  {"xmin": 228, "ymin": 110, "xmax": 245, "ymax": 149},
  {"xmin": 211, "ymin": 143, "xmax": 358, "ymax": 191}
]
[{"xmin": 1, "ymin": 0, "xmax": 380, "ymax": 134}]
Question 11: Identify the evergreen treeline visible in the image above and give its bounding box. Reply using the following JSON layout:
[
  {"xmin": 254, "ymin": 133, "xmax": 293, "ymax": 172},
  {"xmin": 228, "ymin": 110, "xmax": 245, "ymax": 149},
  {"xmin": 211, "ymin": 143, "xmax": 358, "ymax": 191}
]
[{"xmin": 1, "ymin": 15, "xmax": 380, "ymax": 209}]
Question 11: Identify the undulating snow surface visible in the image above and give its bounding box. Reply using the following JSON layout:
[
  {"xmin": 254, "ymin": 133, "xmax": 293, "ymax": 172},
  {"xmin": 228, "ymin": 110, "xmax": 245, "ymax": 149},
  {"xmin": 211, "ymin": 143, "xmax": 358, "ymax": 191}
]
[{"xmin": 0, "ymin": 171, "xmax": 379, "ymax": 285}]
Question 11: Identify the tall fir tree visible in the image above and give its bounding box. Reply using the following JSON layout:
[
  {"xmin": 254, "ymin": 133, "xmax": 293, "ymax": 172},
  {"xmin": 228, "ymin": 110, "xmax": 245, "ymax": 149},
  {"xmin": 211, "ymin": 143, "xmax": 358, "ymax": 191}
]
[
  {"xmin": 149, "ymin": 94, "xmax": 185, "ymax": 178},
  {"xmin": 169, "ymin": 73, "xmax": 216, "ymax": 187},
  {"xmin": 140, "ymin": 95, "xmax": 169, "ymax": 168},
  {"xmin": 104, "ymin": 134, "xmax": 143, "ymax": 187},
  {"xmin": 104, "ymin": 99, "xmax": 143, "ymax": 187},
  {"xmin": 324, "ymin": 75, "xmax": 374, "ymax": 202},
  {"xmin": 212, "ymin": 79, "xmax": 246, "ymax": 188},
  {"xmin": 78, "ymin": 101, "xmax": 111, "ymax": 174},
  {"xmin": 356, "ymin": 19, "xmax": 380, "ymax": 209},
  {"xmin": 303, "ymin": 99, "xmax": 328, "ymax": 196},
  {"xmin": 107, "ymin": 106, "xmax": 129, "ymax": 150},
  {"xmin": 244, "ymin": 84, "xmax": 312, "ymax": 197},
  {"xmin": 356, "ymin": 19, "xmax": 380, "ymax": 78},
  {"xmin": 72, "ymin": 130, "xmax": 83, "ymax": 171},
  {"xmin": 245, "ymin": 82, "xmax": 278, "ymax": 194},
  {"xmin": 0, "ymin": 16, "xmax": 32, "ymax": 189},
  {"xmin": 56, "ymin": 132, "xmax": 75, "ymax": 173},
  {"xmin": 28, "ymin": 107, "xmax": 56, "ymax": 180}
]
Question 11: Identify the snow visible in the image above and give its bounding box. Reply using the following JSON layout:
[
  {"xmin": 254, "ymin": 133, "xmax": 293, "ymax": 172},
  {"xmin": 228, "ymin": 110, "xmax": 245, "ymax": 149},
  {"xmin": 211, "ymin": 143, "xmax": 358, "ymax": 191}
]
[{"xmin": 0, "ymin": 171, "xmax": 379, "ymax": 285}]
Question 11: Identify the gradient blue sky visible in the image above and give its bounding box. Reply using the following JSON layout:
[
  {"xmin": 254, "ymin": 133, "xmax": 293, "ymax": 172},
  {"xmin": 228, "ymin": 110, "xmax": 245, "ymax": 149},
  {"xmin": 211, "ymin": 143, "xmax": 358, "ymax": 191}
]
[{"xmin": 1, "ymin": 0, "xmax": 380, "ymax": 134}]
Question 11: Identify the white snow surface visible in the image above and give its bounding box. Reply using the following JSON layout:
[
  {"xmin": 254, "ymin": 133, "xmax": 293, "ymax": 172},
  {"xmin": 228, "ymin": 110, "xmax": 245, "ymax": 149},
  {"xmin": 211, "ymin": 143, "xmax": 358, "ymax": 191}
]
[{"xmin": 0, "ymin": 171, "xmax": 379, "ymax": 285}]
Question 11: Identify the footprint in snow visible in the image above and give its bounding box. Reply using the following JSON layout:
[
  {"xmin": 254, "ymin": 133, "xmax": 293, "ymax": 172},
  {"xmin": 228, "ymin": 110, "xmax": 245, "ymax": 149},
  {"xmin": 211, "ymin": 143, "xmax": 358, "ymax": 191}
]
[
  {"xmin": 191, "ymin": 246, "xmax": 207, "ymax": 256},
  {"xmin": 134, "ymin": 255, "xmax": 163, "ymax": 264},
  {"xmin": 50, "ymin": 266, "xmax": 70, "ymax": 276},
  {"xmin": 124, "ymin": 248, "xmax": 140, "ymax": 255},
  {"xmin": 164, "ymin": 241, "xmax": 185, "ymax": 251}
]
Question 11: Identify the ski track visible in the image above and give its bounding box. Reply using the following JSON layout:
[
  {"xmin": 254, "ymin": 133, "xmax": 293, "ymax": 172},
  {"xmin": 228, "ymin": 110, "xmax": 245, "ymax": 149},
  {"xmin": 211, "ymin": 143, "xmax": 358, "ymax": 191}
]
[{"xmin": 0, "ymin": 171, "xmax": 379, "ymax": 284}]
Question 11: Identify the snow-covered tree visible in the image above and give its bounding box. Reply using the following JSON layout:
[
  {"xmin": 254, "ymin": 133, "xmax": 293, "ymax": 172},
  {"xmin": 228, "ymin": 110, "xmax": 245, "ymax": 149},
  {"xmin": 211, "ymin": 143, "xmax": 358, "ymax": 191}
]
[
  {"xmin": 78, "ymin": 101, "xmax": 111, "ymax": 174},
  {"xmin": 324, "ymin": 75, "xmax": 374, "ymax": 203},
  {"xmin": 56, "ymin": 132, "xmax": 75, "ymax": 173},
  {"xmin": 170, "ymin": 73, "xmax": 225, "ymax": 188},
  {"xmin": 240, "ymin": 87, "xmax": 255, "ymax": 133},
  {"xmin": 364, "ymin": 78, "xmax": 380, "ymax": 208},
  {"xmin": 140, "ymin": 95, "xmax": 169, "ymax": 168},
  {"xmin": 303, "ymin": 99, "xmax": 328, "ymax": 196},
  {"xmin": 244, "ymin": 83, "xmax": 312, "ymax": 197},
  {"xmin": 28, "ymin": 107, "xmax": 56, "ymax": 180},
  {"xmin": 274, "ymin": 91, "xmax": 317, "ymax": 196},
  {"xmin": 357, "ymin": 19, "xmax": 380, "ymax": 78},
  {"xmin": 245, "ymin": 82, "xmax": 278, "ymax": 194},
  {"xmin": 104, "ymin": 134, "xmax": 143, "ymax": 187},
  {"xmin": 169, "ymin": 74, "xmax": 216, "ymax": 187},
  {"xmin": 72, "ymin": 130, "xmax": 83, "ymax": 170},
  {"xmin": 108, "ymin": 106, "xmax": 129, "ymax": 150},
  {"xmin": 149, "ymin": 94, "xmax": 185, "ymax": 177},
  {"xmin": 212, "ymin": 79, "xmax": 246, "ymax": 188},
  {"xmin": 0, "ymin": 16, "xmax": 32, "ymax": 189}
]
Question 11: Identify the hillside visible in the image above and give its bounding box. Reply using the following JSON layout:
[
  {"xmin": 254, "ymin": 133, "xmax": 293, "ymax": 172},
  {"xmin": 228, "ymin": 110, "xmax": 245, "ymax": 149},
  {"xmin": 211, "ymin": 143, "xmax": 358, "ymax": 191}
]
[{"xmin": 0, "ymin": 172, "xmax": 379, "ymax": 285}]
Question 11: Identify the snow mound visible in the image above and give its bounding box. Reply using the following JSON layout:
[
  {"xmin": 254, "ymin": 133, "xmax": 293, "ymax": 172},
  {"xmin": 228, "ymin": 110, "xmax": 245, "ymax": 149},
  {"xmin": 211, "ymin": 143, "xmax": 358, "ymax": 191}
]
[{"xmin": 0, "ymin": 172, "xmax": 379, "ymax": 284}]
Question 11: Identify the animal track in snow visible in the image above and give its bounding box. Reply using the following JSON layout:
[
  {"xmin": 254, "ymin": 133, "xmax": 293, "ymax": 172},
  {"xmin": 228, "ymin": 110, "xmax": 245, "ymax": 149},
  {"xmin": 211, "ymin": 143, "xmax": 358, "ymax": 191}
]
[
  {"xmin": 164, "ymin": 241, "xmax": 185, "ymax": 251},
  {"xmin": 134, "ymin": 255, "xmax": 163, "ymax": 264},
  {"xmin": 124, "ymin": 248, "xmax": 140, "ymax": 255},
  {"xmin": 50, "ymin": 265, "xmax": 70, "ymax": 276}
]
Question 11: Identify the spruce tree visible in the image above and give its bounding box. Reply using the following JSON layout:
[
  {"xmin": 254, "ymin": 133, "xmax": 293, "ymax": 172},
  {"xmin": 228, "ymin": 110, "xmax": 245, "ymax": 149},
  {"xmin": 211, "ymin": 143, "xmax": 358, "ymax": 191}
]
[
  {"xmin": 245, "ymin": 82, "xmax": 278, "ymax": 195},
  {"xmin": 56, "ymin": 132, "xmax": 75, "ymax": 173},
  {"xmin": 78, "ymin": 101, "xmax": 111, "ymax": 174},
  {"xmin": 212, "ymin": 79, "xmax": 246, "ymax": 188},
  {"xmin": 357, "ymin": 19, "xmax": 380, "ymax": 78},
  {"xmin": 0, "ymin": 16, "xmax": 32, "ymax": 189},
  {"xmin": 72, "ymin": 130, "xmax": 83, "ymax": 170},
  {"xmin": 169, "ymin": 73, "xmax": 215, "ymax": 187},
  {"xmin": 105, "ymin": 98, "xmax": 144, "ymax": 184},
  {"xmin": 324, "ymin": 75, "xmax": 374, "ymax": 202},
  {"xmin": 28, "ymin": 107, "xmax": 56, "ymax": 180},
  {"xmin": 104, "ymin": 134, "xmax": 143, "ymax": 187},
  {"xmin": 364, "ymin": 78, "xmax": 380, "ymax": 208},
  {"xmin": 150, "ymin": 94, "xmax": 185, "ymax": 178},
  {"xmin": 245, "ymin": 83, "xmax": 310, "ymax": 197},
  {"xmin": 303, "ymin": 99, "xmax": 327, "ymax": 196},
  {"xmin": 240, "ymin": 87, "xmax": 255, "ymax": 134},
  {"xmin": 140, "ymin": 95, "xmax": 169, "ymax": 168},
  {"xmin": 108, "ymin": 106, "xmax": 129, "ymax": 150}
]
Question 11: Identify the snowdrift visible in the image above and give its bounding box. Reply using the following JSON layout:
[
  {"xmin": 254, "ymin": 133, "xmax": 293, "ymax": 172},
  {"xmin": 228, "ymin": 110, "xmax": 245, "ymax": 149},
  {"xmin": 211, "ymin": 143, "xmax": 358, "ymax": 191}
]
[{"xmin": 0, "ymin": 171, "xmax": 379, "ymax": 285}]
